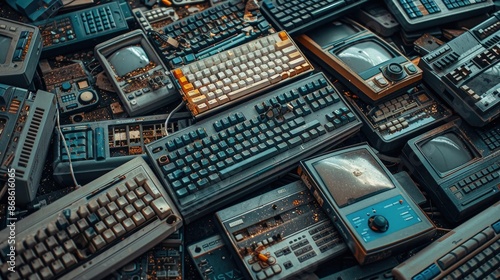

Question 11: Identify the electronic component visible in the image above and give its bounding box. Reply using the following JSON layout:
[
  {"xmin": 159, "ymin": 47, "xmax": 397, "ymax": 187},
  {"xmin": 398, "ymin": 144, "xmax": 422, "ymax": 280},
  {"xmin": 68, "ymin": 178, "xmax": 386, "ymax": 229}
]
[
  {"xmin": 133, "ymin": 7, "xmax": 179, "ymax": 33},
  {"xmin": 146, "ymin": 72, "xmax": 362, "ymax": 223},
  {"xmin": 392, "ymin": 201, "xmax": 500, "ymax": 280},
  {"xmin": 172, "ymin": 31, "xmax": 313, "ymax": 119},
  {"xmin": 42, "ymin": 61, "xmax": 99, "ymax": 116},
  {"xmin": 260, "ymin": 0, "xmax": 368, "ymax": 36},
  {"xmin": 34, "ymin": 0, "xmax": 133, "ymax": 58},
  {"xmin": 113, "ymin": 229, "xmax": 184, "ymax": 279},
  {"xmin": 188, "ymin": 235, "xmax": 245, "ymax": 280},
  {"xmin": 401, "ymin": 117, "xmax": 500, "ymax": 223},
  {"xmin": 0, "ymin": 157, "xmax": 183, "ymax": 280},
  {"xmin": 413, "ymin": 33, "xmax": 444, "ymax": 56},
  {"xmin": 418, "ymin": 12, "xmax": 500, "ymax": 127},
  {"xmin": 53, "ymin": 113, "xmax": 192, "ymax": 186},
  {"xmin": 346, "ymin": 83, "xmax": 452, "ymax": 153},
  {"xmin": 95, "ymin": 29, "xmax": 179, "ymax": 117},
  {"xmin": 299, "ymin": 144, "xmax": 436, "ymax": 265},
  {"xmin": 0, "ymin": 18, "xmax": 42, "ymax": 88},
  {"xmin": 216, "ymin": 181, "xmax": 347, "ymax": 280},
  {"xmin": 5, "ymin": 0, "xmax": 62, "ymax": 22},
  {"xmin": 352, "ymin": 2, "xmax": 400, "ymax": 37},
  {"xmin": 0, "ymin": 84, "xmax": 57, "ymax": 204},
  {"xmin": 384, "ymin": 0, "xmax": 495, "ymax": 32},
  {"xmin": 148, "ymin": 0, "xmax": 272, "ymax": 69},
  {"xmin": 298, "ymin": 19, "xmax": 422, "ymax": 104}
]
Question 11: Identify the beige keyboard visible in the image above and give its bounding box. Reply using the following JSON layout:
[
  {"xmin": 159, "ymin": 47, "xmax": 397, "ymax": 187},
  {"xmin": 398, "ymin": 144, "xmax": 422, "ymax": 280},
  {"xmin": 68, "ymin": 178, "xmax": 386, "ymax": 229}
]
[
  {"xmin": 172, "ymin": 31, "xmax": 313, "ymax": 118},
  {"xmin": 0, "ymin": 157, "xmax": 182, "ymax": 280}
]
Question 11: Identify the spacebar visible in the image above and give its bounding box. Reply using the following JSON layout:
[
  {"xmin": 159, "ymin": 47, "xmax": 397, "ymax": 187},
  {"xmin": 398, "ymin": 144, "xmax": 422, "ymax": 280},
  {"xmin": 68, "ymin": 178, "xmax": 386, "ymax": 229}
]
[
  {"xmin": 310, "ymin": 1, "xmax": 346, "ymax": 17},
  {"xmin": 219, "ymin": 147, "xmax": 279, "ymax": 179}
]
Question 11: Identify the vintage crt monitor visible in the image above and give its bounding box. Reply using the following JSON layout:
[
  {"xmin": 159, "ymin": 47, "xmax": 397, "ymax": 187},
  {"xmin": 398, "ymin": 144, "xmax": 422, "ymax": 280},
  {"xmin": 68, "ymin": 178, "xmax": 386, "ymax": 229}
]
[
  {"xmin": 299, "ymin": 144, "xmax": 436, "ymax": 265},
  {"xmin": 95, "ymin": 29, "xmax": 179, "ymax": 116},
  {"xmin": 418, "ymin": 12, "xmax": 500, "ymax": 127},
  {"xmin": 297, "ymin": 19, "xmax": 422, "ymax": 104},
  {"xmin": 0, "ymin": 18, "xmax": 42, "ymax": 88},
  {"xmin": 401, "ymin": 117, "xmax": 500, "ymax": 223},
  {"xmin": 0, "ymin": 84, "xmax": 57, "ymax": 204}
]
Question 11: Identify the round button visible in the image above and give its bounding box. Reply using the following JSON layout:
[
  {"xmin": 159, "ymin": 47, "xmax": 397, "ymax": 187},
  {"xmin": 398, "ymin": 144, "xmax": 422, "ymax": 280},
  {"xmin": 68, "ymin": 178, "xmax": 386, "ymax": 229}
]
[
  {"xmin": 61, "ymin": 82, "xmax": 72, "ymax": 91},
  {"xmin": 368, "ymin": 215, "xmax": 389, "ymax": 232},
  {"xmin": 78, "ymin": 90, "xmax": 95, "ymax": 104},
  {"xmin": 384, "ymin": 63, "xmax": 405, "ymax": 81}
]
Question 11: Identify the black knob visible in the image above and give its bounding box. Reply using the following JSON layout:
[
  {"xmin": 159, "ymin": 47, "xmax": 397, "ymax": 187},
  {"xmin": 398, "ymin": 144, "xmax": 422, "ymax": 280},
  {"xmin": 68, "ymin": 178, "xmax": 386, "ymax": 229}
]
[
  {"xmin": 384, "ymin": 63, "xmax": 405, "ymax": 81},
  {"xmin": 368, "ymin": 215, "xmax": 389, "ymax": 232}
]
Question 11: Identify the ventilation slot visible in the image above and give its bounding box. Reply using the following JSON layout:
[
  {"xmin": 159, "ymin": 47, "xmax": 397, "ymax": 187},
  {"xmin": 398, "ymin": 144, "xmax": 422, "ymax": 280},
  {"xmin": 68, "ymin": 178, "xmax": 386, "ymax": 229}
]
[{"xmin": 18, "ymin": 107, "xmax": 44, "ymax": 168}]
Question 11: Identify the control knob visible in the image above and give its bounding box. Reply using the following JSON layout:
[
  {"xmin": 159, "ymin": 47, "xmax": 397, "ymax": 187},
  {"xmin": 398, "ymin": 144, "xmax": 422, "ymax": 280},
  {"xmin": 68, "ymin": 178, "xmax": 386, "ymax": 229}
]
[{"xmin": 368, "ymin": 215, "xmax": 389, "ymax": 232}]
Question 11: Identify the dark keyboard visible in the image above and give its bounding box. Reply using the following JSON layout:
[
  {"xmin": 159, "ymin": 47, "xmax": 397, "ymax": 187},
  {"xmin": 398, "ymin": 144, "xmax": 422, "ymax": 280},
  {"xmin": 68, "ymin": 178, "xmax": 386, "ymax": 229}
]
[
  {"xmin": 34, "ymin": 1, "xmax": 131, "ymax": 57},
  {"xmin": 148, "ymin": 0, "xmax": 272, "ymax": 69},
  {"xmin": 145, "ymin": 72, "xmax": 362, "ymax": 223},
  {"xmin": 478, "ymin": 124, "xmax": 500, "ymax": 151},
  {"xmin": 0, "ymin": 157, "xmax": 182, "ymax": 280},
  {"xmin": 392, "ymin": 201, "xmax": 500, "ymax": 280},
  {"xmin": 384, "ymin": 0, "xmax": 495, "ymax": 31},
  {"xmin": 52, "ymin": 113, "xmax": 192, "ymax": 186},
  {"xmin": 346, "ymin": 83, "xmax": 452, "ymax": 153},
  {"xmin": 260, "ymin": 0, "xmax": 368, "ymax": 35}
]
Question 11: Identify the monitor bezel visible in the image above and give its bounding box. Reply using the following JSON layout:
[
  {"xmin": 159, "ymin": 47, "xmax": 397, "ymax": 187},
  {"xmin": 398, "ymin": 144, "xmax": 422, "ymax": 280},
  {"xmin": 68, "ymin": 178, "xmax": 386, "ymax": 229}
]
[
  {"xmin": 329, "ymin": 34, "xmax": 405, "ymax": 80},
  {"xmin": 415, "ymin": 126, "xmax": 481, "ymax": 178},
  {"xmin": 303, "ymin": 146, "xmax": 398, "ymax": 208},
  {"xmin": 306, "ymin": 18, "xmax": 366, "ymax": 49}
]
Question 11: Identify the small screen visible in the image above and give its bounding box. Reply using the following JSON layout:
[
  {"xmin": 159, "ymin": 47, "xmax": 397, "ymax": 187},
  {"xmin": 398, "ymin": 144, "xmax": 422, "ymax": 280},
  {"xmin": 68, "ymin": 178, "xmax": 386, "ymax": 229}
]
[
  {"xmin": 108, "ymin": 45, "xmax": 150, "ymax": 77},
  {"xmin": 466, "ymin": 64, "xmax": 500, "ymax": 94},
  {"xmin": 420, "ymin": 132, "xmax": 474, "ymax": 173},
  {"xmin": 312, "ymin": 149, "xmax": 395, "ymax": 208},
  {"xmin": 0, "ymin": 35, "xmax": 12, "ymax": 64},
  {"xmin": 308, "ymin": 21, "xmax": 359, "ymax": 48},
  {"xmin": 337, "ymin": 41, "xmax": 394, "ymax": 73}
]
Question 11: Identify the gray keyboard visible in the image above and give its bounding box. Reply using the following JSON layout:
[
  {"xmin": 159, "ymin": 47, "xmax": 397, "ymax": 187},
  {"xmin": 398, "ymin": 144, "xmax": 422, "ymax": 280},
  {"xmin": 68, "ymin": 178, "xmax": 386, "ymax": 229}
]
[{"xmin": 392, "ymin": 201, "xmax": 500, "ymax": 280}]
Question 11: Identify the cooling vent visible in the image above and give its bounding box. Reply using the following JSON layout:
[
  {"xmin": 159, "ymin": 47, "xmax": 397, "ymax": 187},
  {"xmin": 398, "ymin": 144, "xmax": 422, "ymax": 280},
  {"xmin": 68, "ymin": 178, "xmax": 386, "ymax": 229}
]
[{"xmin": 18, "ymin": 107, "xmax": 45, "ymax": 168}]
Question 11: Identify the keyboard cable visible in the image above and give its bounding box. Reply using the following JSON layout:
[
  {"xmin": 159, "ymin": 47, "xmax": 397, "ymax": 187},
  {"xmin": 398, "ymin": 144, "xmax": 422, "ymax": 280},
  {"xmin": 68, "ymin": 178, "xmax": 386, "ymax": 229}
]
[
  {"xmin": 56, "ymin": 103, "xmax": 82, "ymax": 189},
  {"xmin": 165, "ymin": 101, "xmax": 186, "ymax": 136}
]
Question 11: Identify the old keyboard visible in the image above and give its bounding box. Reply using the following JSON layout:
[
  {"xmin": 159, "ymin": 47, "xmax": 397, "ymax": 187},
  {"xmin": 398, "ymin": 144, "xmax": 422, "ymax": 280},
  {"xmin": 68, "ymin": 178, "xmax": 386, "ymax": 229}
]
[
  {"xmin": 34, "ymin": 1, "xmax": 132, "ymax": 58},
  {"xmin": 0, "ymin": 157, "xmax": 182, "ymax": 280},
  {"xmin": 171, "ymin": 31, "xmax": 313, "ymax": 119},
  {"xmin": 133, "ymin": 7, "xmax": 179, "ymax": 33},
  {"xmin": 146, "ymin": 72, "xmax": 362, "ymax": 223},
  {"xmin": 384, "ymin": 0, "xmax": 495, "ymax": 31},
  {"xmin": 346, "ymin": 83, "xmax": 452, "ymax": 153},
  {"xmin": 392, "ymin": 200, "xmax": 500, "ymax": 280},
  {"xmin": 260, "ymin": 0, "xmax": 368, "ymax": 35},
  {"xmin": 148, "ymin": 0, "xmax": 272, "ymax": 68}
]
